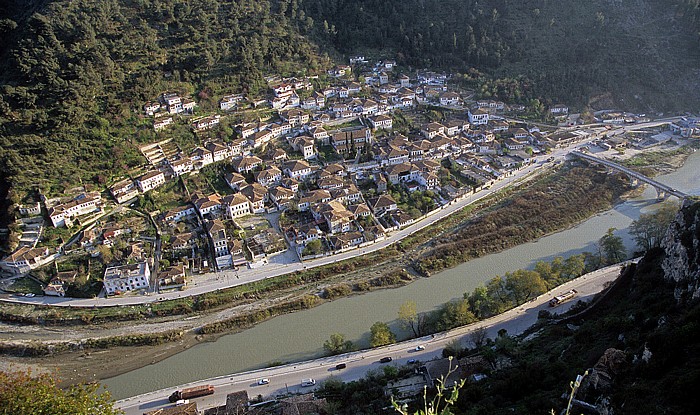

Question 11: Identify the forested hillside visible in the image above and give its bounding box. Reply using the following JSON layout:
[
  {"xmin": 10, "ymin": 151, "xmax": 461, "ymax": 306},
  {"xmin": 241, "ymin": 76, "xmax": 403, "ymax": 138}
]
[
  {"xmin": 0, "ymin": 0, "xmax": 326, "ymax": 194},
  {"xmin": 303, "ymin": 0, "xmax": 700, "ymax": 108},
  {"xmin": 0, "ymin": 0, "xmax": 699, "ymax": 200}
]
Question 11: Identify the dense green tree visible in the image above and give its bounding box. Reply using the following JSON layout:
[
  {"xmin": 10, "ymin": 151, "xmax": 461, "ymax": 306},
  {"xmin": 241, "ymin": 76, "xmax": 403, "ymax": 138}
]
[
  {"xmin": 561, "ymin": 254, "xmax": 586, "ymax": 281},
  {"xmin": 0, "ymin": 370, "xmax": 121, "ymax": 415},
  {"xmin": 369, "ymin": 321, "xmax": 396, "ymax": 347},
  {"xmin": 435, "ymin": 299, "xmax": 477, "ymax": 331},
  {"xmin": 600, "ymin": 227, "xmax": 626, "ymax": 265},
  {"xmin": 504, "ymin": 269, "xmax": 547, "ymax": 303},
  {"xmin": 465, "ymin": 285, "xmax": 494, "ymax": 319},
  {"xmin": 323, "ymin": 333, "xmax": 354, "ymax": 355},
  {"xmin": 302, "ymin": 239, "xmax": 323, "ymax": 256},
  {"xmin": 629, "ymin": 202, "xmax": 679, "ymax": 252}
]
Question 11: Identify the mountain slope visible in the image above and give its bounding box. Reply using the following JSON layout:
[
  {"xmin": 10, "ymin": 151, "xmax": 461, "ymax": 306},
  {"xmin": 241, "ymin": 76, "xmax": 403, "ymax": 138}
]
[
  {"xmin": 0, "ymin": 0, "xmax": 326, "ymax": 194},
  {"xmin": 303, "ymin": 0, "xmax": 700, "ymax": 109},
  {"xmin": 0, "ymin": 0, "xmax": 698, "ymax": 200}
]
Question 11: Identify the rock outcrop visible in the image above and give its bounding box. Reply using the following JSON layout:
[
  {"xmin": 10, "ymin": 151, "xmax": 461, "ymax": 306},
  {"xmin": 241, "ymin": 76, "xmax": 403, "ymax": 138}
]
[
  {"xmin": 587, "ymin": 348, "xmax": 627, "ymax": 393},
  {"xmin": 661, "ymin": 199, "xmax": 700, "ymax": 301}
]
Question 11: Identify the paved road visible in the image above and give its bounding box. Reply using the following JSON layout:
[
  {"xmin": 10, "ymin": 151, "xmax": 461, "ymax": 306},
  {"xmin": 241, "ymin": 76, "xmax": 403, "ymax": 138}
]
[{"xmin": 115, "ymin": 261, "xmax": 632, "ymax": 415}]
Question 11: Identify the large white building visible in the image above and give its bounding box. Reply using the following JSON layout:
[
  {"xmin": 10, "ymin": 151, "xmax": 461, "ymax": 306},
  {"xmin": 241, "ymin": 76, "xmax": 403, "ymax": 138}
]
[
  {"xmin": 468, "ymin": 108, "xmax": 489, "ymax": 126},
  {"xmin": 103, "ymin": 262, "xmax": 151, "ymax": 295},
  {"xmin": 48, "ymin": 193, "xmax": 102, "ymax": 227},
  {"xmin": 0, "ymin": 247, "xmax": 51, "ymax": 275},
  {"xmin": 136, "ymin": 170, "xmax": 166, "ymax": 193}
]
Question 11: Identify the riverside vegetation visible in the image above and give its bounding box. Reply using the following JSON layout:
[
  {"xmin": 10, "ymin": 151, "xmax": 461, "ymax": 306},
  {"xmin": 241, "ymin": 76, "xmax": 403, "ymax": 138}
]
[{"xmin": 324, "ymin": 228, "xmax": 625, "ymax": 356}]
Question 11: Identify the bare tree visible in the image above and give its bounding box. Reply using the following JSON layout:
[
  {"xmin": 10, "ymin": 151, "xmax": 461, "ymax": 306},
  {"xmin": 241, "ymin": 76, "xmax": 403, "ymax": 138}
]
[{"xmin": 469, "ymin": 326, "xmax": 488, "ymax": 348}]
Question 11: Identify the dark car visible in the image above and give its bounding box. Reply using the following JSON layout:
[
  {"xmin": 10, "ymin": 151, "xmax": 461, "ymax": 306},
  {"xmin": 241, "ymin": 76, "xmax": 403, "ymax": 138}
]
[
  {"xmin": 380, "ymin": 357, "xmax": 393, "ymax": 363},
  {"xmin": 335, "ymin": 363, "xmax": 347, "ymax": 370}
]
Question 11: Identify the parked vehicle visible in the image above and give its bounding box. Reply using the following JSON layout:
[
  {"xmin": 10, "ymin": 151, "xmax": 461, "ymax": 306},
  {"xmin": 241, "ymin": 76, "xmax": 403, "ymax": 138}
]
[
  {"xmin": 549, "ymin": 289, "xmax": 578, "ymax": 307},
  {"xmin": 380, "ymin": 357, "xmax": 393, "ymax": 363},
  {"xmin": 335, "ymin": 363, "xmax": 347, "ymax": 370},
  {"xmin": 169, "ymin": 385, "xmax": 215, "ymax": 402},
  {"xmin": 301, "ymin": 378, "xmax": 316, "ymax": 387}
]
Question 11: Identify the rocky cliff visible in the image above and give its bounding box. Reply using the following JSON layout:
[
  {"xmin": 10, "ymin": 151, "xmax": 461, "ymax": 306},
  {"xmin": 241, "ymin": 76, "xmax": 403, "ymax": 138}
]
[{"xmin": 662, "ymin": 198, "xmax": 700, "ymax": 302}]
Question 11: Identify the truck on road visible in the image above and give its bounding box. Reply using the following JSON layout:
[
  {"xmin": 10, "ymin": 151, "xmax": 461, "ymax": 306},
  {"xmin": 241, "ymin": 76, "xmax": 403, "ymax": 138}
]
[
  {"xmin": 549, "ymin": 289, "xmax": 578, "ymax": 307},
  {"xmin": 169, "ymin": 385, "xmax": 215, "ymax": 402}
]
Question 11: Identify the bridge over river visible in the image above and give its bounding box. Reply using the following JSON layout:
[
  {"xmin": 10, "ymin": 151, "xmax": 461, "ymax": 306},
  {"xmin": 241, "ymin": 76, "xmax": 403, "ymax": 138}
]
[{"xmin": 570, "ymin": 151, "xmax": 688, "ymax": 200}]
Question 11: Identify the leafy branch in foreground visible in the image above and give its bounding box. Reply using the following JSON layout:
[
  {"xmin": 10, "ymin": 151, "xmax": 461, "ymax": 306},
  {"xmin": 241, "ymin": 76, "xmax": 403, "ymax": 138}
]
[
  {"xmin": 391, "ymin": 356, "xmax": 465, "ymax": 415},
  {"xmin": 0, "ymin": 369, "xmax": 121, "ymax": 415}
]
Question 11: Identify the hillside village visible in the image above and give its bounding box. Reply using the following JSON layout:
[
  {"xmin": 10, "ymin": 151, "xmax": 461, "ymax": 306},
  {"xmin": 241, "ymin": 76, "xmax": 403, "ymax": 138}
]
[{"xmin": 2, "ymin": 57, "xmax": 697, "ymax": 300}]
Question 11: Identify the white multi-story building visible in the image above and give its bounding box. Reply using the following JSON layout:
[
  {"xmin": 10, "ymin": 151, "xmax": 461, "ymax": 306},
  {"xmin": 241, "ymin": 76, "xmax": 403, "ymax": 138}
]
[
  {"xmin": 0, "ymin": 247, "xmax": 51, "ymax": 275},
  {"xmin": 153, "ymin": 117, "xmax": 173, "ymax": 130},
  {"xmin": 169, "ymin": 157, "xmax": 193, "ymax": 176},
  {"xmin": 103, "ymin": 262, "xmax": 151, "ymax": 295},
  {"xmin": 136, "ymin": 170, "xmax": 166, "ymax": 193},
  {"xmin": 468, "ymin": 108, "xmax": 489, "ymax": 125},
  {"xmin": 163, "ymin": 93, "xmax": 182, "ymax": 114},
  {"xmin": 220, "ymin": 94, "xmax": 244, "ymax": 110},
  {"xmin": 223, "ymin": 193, "xmax": 251, "ymax": 218},
  {"xmin": 369, "ymin": 114, "xmax": 393, "ymax": 130},
  {"xmin": 48, "ymin": 193, "xmax": 102, "ymax": 227},
  {"xmin": 110, "ymin": 179, "xmax": 138, "ymax": 204}
]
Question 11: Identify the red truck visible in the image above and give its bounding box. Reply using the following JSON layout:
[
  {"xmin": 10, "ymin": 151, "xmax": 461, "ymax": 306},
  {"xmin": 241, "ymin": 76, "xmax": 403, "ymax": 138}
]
[{"xmin": 169, "ymin": 385, "xmax": 215, "ymax": 402}]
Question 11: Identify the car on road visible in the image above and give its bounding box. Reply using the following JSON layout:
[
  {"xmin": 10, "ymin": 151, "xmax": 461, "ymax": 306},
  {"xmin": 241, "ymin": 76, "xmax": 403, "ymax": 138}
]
[
  {"xmin": 380, "ymin": 357, "xmax": 393, "ymax": 363},
  {"xmin": 407, "ymin": 359, "xmax": 420, "ymax": 364},
  {"xmin": 257, "ymin": 378, "xmax": 270, "ymax": 385},
  {"xmin": 335, "ymin": 363, "xmax": 347, "ymax": 370},
  {"xmin": 301, "ymin": 378, "xmax": 316, "ymax": 387},
  {"xmin": 24, "ymin": 293, "xmax": 35, "ymax": 298},
  {"xmin": 414, "ymin": 345, "xmax": 425, "ymax": 351}
]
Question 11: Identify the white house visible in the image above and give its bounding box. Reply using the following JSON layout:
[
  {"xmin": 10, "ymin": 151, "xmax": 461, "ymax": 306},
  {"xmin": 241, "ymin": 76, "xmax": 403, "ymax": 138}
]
[
  {"xmin": 0, "ymin": 246, "xmax": 51, "ymax": 275},
  {"xmin": 169, "ymin": 157, "xmax": 193, "ymax": 176},
  {"xmin": 284, "ymin": 160, "xmax": 314, "ymax": 180},
  {"xmin": 191, "ymin": 146, "xmax": 214, "ymax": 167},
  {"xmin": 103, "ymin": 262, "xmax": 151, "ymax": 295},
  {"xmin": 222, "ymin": 193, "xmax": 251, "ymax": 218},
  {"xmin": 153, "ymin": 117, "xmax": 173, "ymax": 131},
  {"xmin": 110, "ymin": 179, "xmax": 138, "ymax": 204},
  {"xmin": 136, "ymin": 170, "xmax": 166, "ymax": 193},
  {"xmin": 206, "ymin": 142, "xmax": 231, "ymax": 162},
  {"xmin": 48, "ymin": 193, "xmax": 102, "ymax": 228},
  {"xmin": 468, "ymin": 108, "xmax": 489, "ymax": 125},
  {"xmin": 369, "ymin": 114, "xmax": 393, "ymax": 130}
]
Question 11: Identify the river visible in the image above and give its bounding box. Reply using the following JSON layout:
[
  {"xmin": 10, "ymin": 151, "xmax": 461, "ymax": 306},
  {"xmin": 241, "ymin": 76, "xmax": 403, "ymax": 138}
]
[{"xmin": 104, "ymin": 150, "xmax": 700, "ymax": 399}]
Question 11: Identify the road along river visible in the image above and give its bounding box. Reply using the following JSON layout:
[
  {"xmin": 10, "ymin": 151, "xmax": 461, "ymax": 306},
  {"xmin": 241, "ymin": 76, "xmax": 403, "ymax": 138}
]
[
  {"xmin": 116, "ymin": 261, "xmax": 631, "ymax": 415},
  {"xmin": 103, "ymin": 150, "xmax": 700, "ymax": 400}
]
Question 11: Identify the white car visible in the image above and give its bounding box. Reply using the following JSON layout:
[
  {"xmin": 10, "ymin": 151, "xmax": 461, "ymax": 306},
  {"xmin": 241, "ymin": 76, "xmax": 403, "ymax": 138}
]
[
  {"xmin": 414, "ymin": 345, "xmax": 425, "ymax": 351},
  {"xmin": 257, "ymin": 378, "xmax": 270, "ymax": 385},
  {"xmin": 301, "ymin": 378, "xmax": 316, "ymax": 387},
  {"xmin": 24, "ymin": 293, "xmax": 36, "ymax": 298}
]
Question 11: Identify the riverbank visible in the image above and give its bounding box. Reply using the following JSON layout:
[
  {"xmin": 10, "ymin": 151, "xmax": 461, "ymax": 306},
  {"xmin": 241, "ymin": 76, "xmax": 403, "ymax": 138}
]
[{"xmin": 3, "ymin": 143, "xmax": 696, "ymax": 388}]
